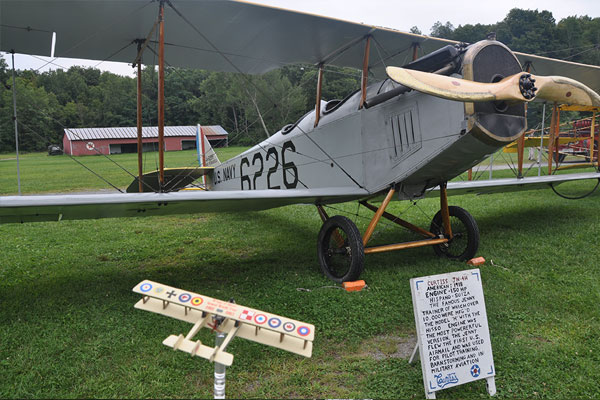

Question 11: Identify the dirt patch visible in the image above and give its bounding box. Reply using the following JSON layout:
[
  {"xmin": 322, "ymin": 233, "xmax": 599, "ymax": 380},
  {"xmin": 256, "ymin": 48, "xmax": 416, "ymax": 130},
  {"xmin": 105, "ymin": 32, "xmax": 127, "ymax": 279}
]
[{"xmin": 360, "ymin": 334, "xmax": 417, "ymax": 361}]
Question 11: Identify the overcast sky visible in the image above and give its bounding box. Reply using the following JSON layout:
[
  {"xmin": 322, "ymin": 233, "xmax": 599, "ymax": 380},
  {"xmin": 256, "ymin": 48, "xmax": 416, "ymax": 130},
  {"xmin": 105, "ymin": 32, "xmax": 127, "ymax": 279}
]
[{"xmin": 2, "ymin": 0, "xmax": 599, "ymax": 76}]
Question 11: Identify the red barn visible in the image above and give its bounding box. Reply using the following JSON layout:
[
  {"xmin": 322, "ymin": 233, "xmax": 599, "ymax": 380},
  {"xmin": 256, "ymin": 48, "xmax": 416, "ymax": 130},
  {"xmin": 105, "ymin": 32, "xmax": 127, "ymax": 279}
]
[{"xmin": 63, "ymin": 125, "xmax": 228, "ymax": 156}]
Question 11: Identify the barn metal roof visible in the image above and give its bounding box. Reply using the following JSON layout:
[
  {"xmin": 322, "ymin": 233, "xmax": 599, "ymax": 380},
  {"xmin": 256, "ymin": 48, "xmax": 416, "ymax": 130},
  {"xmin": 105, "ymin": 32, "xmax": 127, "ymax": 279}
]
[{"xmin": 64, "ymin": 125, "xmax": 228, "ymax": 141}]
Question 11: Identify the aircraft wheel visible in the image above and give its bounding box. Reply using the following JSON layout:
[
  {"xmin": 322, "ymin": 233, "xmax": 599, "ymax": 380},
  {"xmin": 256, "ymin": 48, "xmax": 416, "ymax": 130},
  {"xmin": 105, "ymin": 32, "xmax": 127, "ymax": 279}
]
[
  {"xmin": 430, "ymin": 206, "xmax": 479, "ymax": 261},
  {"xmin": 317, "ymin": 215, "xmax": 364, "ymax": 283}
]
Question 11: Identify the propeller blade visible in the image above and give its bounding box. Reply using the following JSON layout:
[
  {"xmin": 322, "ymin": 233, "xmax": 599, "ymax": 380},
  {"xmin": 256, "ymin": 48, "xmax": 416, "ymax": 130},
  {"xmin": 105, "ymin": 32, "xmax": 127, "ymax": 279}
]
[
  {"xmin": 386, "ymin": 66, "xmax": 600, "ymax": 107},
  {"xmin": 533, "ymin": 75, "xmax": 600, "ymax": 107}
]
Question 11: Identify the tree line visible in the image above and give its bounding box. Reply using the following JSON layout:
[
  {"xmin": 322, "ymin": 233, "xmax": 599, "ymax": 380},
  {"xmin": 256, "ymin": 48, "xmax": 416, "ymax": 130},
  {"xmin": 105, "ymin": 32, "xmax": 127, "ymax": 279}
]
[{"xmin": 1, "ymin": 8, "xmax": 598, "ymax": 153}]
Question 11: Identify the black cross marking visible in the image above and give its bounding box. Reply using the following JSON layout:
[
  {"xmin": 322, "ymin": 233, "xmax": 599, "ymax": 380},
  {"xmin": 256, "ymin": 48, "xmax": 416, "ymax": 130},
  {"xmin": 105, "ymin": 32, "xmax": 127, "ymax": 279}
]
[{"xmin": 166, "ymin": 290, "xmax": 177, "ymax": 298}]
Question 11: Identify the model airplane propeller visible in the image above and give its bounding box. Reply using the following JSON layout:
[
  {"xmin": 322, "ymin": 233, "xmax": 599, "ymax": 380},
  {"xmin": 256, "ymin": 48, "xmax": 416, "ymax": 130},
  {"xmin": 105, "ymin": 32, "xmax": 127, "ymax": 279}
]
[{"xmin": 2, "ymin": 0, "xmax": 600, "ymax": 283}]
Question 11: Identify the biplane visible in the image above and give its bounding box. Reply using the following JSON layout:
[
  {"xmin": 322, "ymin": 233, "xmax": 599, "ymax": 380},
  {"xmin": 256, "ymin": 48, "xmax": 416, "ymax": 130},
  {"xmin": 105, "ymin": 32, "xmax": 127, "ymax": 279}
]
[{"xmin": 2, "ymin": 0, "xmax": 600, "ymax": 283}]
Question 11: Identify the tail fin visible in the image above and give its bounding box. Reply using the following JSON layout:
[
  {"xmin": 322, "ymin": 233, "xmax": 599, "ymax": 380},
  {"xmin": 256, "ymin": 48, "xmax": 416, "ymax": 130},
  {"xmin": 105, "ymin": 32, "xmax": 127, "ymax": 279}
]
[{"xmin": 197, "ymin": 125, "xmax": 222, "ymax": 168}]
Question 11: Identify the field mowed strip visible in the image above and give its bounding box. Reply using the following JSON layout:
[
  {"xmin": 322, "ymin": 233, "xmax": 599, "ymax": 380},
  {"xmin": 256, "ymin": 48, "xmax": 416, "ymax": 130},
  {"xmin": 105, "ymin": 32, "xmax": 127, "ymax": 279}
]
[{"xmin": 1, "ymin": 149, "xmax": 599, "ymax": 398}]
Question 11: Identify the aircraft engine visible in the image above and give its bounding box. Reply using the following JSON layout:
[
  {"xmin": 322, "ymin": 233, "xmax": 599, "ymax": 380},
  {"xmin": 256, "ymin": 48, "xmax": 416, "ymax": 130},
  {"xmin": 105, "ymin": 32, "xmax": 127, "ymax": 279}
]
[{"xmin": 460, "ymin": 41, "xmax": 527, "ymax": 146}]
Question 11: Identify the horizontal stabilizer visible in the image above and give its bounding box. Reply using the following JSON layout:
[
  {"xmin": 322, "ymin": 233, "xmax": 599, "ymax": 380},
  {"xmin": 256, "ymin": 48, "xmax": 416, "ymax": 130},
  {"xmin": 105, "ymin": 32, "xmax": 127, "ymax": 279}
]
[
  {"xmin": 163, "ymin": 334, "xmax": 234, "ymax": 366},
  {"xmin": 127, "ymin": 167, "xmax": 213, "ymax": 193}
]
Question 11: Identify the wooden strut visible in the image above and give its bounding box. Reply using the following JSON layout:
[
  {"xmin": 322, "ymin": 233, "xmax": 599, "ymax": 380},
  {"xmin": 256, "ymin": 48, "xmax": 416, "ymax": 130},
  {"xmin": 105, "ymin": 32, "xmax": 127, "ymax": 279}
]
[
  {"xmin": 440, "ymin": 182, "xmax": 452, "ymax": 239},
  {"xmin": 314, "ymin": 64, "xmax": 324, "ymax": 127},
  {"xmin": 360, "ymin": 187, "xmax": 449, "ymax": 255},
  {"xmin": 157, "ymin": 0, "xmax": 166, "ymax": 187},
  {"xmin": 411, "ymin": 42, "xmax": 419, "ymax": 62},
  {"xmin": 548, "ymin": 103, "xmax": 559, "ymax": 174},
  {"xmin": 359, "ymin": 201, "xmax": 435, "ymax": 238},
  {"xmin": 362, "ymin": 187, "xmax": 396, "ymax": 247},
  {"xmin": 359, "ymin": 36, "xmax": 371, "ymax": 109},
  {"xmin": 136, "ymin": 41, "xmax": 144, "ymax": 193},
  {"xmin": 316, "ymin": 205, "xmax": 345, "ymax": 247},
  {"xmin": 590, "ymin": 110, "xmax": 597, "ymax": 165},
  {"xmin": 209, "ymin": 323, "xmax": 240, "ymax": 362}
]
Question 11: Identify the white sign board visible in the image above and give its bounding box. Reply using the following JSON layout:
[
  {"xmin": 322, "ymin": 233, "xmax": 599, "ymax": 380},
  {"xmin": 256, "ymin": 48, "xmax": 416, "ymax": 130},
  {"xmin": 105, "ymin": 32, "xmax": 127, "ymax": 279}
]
[{"xmin": 410, "ymin": 269, "xmax": 496, "ymax": 398}]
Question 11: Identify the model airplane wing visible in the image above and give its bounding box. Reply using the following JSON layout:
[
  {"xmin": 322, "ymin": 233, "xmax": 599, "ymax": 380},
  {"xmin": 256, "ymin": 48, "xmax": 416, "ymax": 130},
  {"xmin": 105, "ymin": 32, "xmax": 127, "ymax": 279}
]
[{"xmin": 133, "ymin": 280, "xmax": 314, "ymax": 365}]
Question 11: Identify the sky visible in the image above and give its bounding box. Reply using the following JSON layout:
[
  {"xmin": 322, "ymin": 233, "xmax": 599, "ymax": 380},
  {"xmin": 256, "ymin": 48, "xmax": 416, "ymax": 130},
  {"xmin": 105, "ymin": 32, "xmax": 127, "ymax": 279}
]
[{"xmin": 2, "ymin": 0, "xmax": 599, "ymax": 77}]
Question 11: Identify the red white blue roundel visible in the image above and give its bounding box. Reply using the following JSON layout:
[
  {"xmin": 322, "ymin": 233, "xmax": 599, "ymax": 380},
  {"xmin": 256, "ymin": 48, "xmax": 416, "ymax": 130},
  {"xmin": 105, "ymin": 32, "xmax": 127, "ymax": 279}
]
[
  {"xmin": 297, "ymin": 326, "xmax": 311, "ymax": 336},
  {"xmin": 140, "ymin": 283, "xmax": 152, "ymax": 292},
  {"xmin": 283, "ymin": 322, "xmax": 296, "ymax": 332},
  {"xmin": 178, "ymin": 293, "xmax": 191, "ymax": 303},
  {"xmin": 268, "ymin": 318, "xmax": 281, "ymax": 328},
  {"xmin": 254, "ymin": 314, "xmax": 267, "ymax": 324},
  {"xmin": 470, "ymin": 364, "xmax": 480, "ymax": 378}
]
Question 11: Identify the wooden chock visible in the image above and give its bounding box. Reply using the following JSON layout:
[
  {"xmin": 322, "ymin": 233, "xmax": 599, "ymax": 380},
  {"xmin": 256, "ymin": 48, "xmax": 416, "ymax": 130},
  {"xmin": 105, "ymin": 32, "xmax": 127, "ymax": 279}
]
[
  {"xmin": 467, "ymin": 257, "xmax": 486, "ymax": 266},
  {"xmin": 342, "ymin": 280, "xmax": 366, "ymax": 292}
]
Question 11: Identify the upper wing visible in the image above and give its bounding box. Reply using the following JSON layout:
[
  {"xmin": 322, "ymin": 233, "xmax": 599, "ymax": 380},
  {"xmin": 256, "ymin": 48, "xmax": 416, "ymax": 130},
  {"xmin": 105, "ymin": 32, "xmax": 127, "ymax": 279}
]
[
  {"xmin": 0, "ymin": 187, "xmax": 369, "ymax": 224},
  {"xmin": 3, "ymin": 0, "xmax": 599, "ymax": 91},
  {"xmin": 0, "ymin": 0, "xmax": 452, "ymax": 78}
]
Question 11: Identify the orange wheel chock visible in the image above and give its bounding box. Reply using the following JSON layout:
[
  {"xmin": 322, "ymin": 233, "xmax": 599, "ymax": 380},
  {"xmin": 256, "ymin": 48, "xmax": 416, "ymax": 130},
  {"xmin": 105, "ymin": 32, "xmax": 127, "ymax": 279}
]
[
  {"xmin": 342, "ymin": 280, "xmax": 366, "ymax": 292},
  {"xmin": 467, "ymin": 257, "xmax": 486, "ymax": 266}
]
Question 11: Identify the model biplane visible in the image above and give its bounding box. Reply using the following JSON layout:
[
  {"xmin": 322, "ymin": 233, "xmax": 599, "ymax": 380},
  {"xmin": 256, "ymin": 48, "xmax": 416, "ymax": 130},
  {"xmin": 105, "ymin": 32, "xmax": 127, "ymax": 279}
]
[
  {"xmin": 132, "ymin": 280, "xmax": 314, "ymax": 366},
  {"xmin": 2, "ymin": 0, "xmax": 600, "ymax": 282}
]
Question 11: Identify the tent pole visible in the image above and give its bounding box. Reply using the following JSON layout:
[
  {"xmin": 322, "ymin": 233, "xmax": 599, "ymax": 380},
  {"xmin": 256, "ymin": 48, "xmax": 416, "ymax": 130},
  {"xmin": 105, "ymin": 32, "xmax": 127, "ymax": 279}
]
[
  {"xmin": 157, "ymin": 0, "xmax": 166, "ymax": 188},
  {"xmin": 538, "ymin": 103, "xmax": 546, "ymax": 176},
  {"xmin": 11, "ymin": 51, "xmax": 21, "ymax": 195}
]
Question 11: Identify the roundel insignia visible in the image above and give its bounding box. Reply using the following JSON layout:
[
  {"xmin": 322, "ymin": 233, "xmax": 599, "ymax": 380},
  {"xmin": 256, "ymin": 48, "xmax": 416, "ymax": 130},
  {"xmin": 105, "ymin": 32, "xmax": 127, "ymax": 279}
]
[
  {"xmin": 191, "ymin": 297, "xmax": 204, "ymax": 306},
  {"xmin": 297, "ymin": 326, "xmax": 311, "ymax": 336},
  {"xmin": 178, "ymin": 293, "xmax": 191, "ymax": 303},
  {"xmin": 283, "ymin": 322, "xmax": 295, "ymax": 332},
  {"xmin": 154, "ymin": 287, "xmax": 164, "ymax": 294},
  {"xmin": 268, "ymin": 318, "xmax": 281, "ymax": 328},
  {"xmin": 254, "ymin": 314, "xmax": 267, "ymax": 324},
  {"xmin": 140, "ymin": 283, "xmax": 152, "ymax": 292},
  {"xmin": 470, "ymin": 364, "xmax": 480, "ymax": 378},
  {"xmin": 86, "ymin": 141, "xmax": 95, "ymax": 151}
]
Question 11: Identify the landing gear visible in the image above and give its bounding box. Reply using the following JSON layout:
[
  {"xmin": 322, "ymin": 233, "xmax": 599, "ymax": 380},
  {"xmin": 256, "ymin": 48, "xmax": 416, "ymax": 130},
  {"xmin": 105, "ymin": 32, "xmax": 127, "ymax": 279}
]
[
  {"xmin": 317, "ymin": 216, "xmax": 364, "ymax": 283},
  {"xmin": 430, "ymin": 206, "xmax": 479, "ymax": 260},
  {"xmin": 315, "ymin": 182, "xmax": 481, "ymax": 283}
]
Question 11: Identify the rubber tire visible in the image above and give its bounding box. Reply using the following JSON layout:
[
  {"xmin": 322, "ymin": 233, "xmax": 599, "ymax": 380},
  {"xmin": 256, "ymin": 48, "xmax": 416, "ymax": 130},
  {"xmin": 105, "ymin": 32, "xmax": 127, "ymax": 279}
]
[
  {"xmin": 430, "ymin": 206, "xmax": 479, "ymax": 261},
  {"xmin": 317, "ymin": 215, "xmax": 364, "ymax": 283}
]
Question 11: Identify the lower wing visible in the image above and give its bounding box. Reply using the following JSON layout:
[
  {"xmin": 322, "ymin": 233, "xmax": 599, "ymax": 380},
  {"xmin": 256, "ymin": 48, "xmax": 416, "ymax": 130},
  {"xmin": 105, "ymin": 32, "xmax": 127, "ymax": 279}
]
[
  {"xmin": 0, "ymin": 187, "xmax": 369, "ymax": 224},
  {"xmin": 441, "ymin": 171, "xmax": 600, "ymax": 196}
]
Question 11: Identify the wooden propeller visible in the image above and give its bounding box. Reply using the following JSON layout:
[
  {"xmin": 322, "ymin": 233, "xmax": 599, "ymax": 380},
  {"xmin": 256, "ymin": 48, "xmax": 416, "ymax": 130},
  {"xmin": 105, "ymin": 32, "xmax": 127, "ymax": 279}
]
[{"xmin": 386, "ymin": 66, "xmax": 600, "ymax": 107}]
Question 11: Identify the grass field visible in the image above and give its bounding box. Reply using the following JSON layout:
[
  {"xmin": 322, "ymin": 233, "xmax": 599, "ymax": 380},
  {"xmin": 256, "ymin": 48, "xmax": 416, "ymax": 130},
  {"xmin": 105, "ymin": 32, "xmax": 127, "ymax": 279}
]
[{"xmin": 1, "ymin": 148, "xmax": 599, "ymax": 398}]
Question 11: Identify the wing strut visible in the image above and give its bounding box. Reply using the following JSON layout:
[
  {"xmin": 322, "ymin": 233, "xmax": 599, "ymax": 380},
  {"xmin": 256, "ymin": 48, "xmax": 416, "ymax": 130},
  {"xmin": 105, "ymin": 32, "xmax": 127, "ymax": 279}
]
[
  {"xmin": 136, "ymin": 40, "xmax": 144, "ymax": 193},
  {"xmin": 157, "ymin": 0, "xmax": 166, "ymax": 188}
]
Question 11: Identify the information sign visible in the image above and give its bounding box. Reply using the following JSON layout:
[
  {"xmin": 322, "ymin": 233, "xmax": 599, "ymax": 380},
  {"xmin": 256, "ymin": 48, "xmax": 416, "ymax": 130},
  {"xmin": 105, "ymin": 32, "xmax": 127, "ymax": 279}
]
[{"xmin": 410, "ymin": 269, "xmax": 496, "ymax": 398}]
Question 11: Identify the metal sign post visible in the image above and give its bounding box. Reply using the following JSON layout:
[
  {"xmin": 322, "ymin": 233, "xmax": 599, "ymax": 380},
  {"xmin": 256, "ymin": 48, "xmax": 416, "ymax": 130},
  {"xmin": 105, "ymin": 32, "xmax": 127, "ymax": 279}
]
[{"xmin": 214, "ymin": 330, "xmax": 226, "ymax": 399}]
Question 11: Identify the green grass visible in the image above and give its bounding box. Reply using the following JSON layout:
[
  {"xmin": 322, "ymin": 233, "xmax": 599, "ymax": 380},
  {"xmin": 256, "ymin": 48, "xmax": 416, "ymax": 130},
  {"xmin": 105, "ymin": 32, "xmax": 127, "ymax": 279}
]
[
  {"xmin": 0, "ymin": 147, "xmax": 247, "ymax": 195},
  {"xmin": 1, "ymin": 151, "xmax": 599, "ymax": 398}
]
